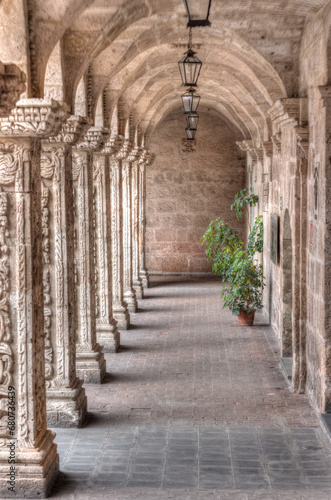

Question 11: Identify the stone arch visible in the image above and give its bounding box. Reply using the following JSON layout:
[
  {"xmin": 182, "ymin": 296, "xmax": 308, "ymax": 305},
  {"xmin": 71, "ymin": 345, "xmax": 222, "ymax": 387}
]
[
  {"xmin": 74, "ymin": 75, "xmax": 87, "ymax": 117},
  {"xmin": 44, "ymin": 41, "xmax": 65, "ymax": 101},
  {"xmin": 282, "ymin": 209, "xmax": 293, "ymax": 357}
]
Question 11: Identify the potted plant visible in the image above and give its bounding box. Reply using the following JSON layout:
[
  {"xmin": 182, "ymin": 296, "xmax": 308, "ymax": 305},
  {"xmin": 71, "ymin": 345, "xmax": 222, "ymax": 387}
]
[
  {"xmin": 201, "ymin": 190, "xmax": 265, "ymax": 325},
  {"xmin": 220, "ymin": 247, "xmax": 265, "ymax": 325}
]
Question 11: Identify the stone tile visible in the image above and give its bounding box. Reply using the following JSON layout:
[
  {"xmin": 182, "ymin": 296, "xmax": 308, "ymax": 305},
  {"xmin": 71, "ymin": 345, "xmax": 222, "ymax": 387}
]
[{"xmin": 51, "ymin": 278, "xmax": 331, "ymax": 498}]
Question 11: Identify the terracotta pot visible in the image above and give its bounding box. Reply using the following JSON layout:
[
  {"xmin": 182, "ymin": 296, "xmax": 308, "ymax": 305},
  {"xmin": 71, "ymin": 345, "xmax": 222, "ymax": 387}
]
[{"xmin": 238, "ymin": 310, "xmax": 255, "ymax": 326}]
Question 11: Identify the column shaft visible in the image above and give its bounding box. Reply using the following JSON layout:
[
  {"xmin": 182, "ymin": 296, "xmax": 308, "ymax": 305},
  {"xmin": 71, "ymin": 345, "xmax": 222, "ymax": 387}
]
[
  {"xmin": 122, "ymin": 160, "xmax": 137, "ymax": 311},
  {"xmin": 131, "ymin": 161, "xmax": 143, "ymax": 298},
  {"xmin": 41, "ymin": 141, "xmax": 87, "ymax": 427},
  {"xmin": 109, "ymin": 159, "xmax": 130, "ymax": 328},
  {"xmin": 0, "ymin": 137, "xmax": 58, "ymax": 497},
  {"xmin": 72, "ymin": 149, "xmax": 106, "ymax": 383},
  {"xmin": 138, "ymin": 160, "xmax": 149, "ymax": 288},
  {"xmin": 93, "ymin": 153, "xmax": 120, "ymax": 351}
]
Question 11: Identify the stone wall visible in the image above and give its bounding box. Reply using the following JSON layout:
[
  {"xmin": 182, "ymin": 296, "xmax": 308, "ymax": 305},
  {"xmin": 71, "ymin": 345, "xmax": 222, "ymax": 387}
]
[
  {"xmin": 299, "ymin": 6, "xmax": 331, "ymax": 411},
  {"xmin": 146, "ymin": 107, "xmax": 245, "ymax": 274}
]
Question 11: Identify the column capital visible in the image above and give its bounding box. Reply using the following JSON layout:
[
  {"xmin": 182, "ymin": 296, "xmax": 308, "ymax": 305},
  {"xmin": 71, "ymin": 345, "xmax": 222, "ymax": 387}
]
[
  {"xmin": 48, "ymin": 115, "xmax": 91, "ymax": 145},
  {"xmin": 127, "ymin": 145, "xmax": 142, "ymax": 162},
  {"xmin": 236, "ymin": 139, "xmax": 259, "ymax": 162},
  {"xmin": 101, "ymin": 134, "xmax": 124, "ymax": 155},
  {"xmin": 0, "ymin": 62, "xmax": 26, "ymax": 117},
  {"xmin": 318, "ymin": 85, "xmax": 331, "ymax": 104},
  {"xmin": 76, "ymin": 126, "xmax": 109, "ymax": 152},
  {"xmin": 146, "ymin": 152, "xmax": 156, "ymax": 166},
  {"xmin": 116, "ymin": 138, "xmax": 132, "ymax": 160},
  {"xmin": 138, "ymin": 148, "xmax": 151, "ymax": 164},
  {"xmin": 0, "ymin": 98, "xmax": 69, "ymax": 138},
  {"xmin": 268, "ymin": 98, "xmax": 308, "ymax": 132}
]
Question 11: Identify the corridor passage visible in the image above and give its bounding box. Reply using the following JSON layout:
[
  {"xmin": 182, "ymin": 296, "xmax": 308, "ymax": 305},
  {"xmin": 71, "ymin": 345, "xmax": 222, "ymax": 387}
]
[{"xmin": 52, "ymin": 277, "xmax": 331, "ymax": 499}]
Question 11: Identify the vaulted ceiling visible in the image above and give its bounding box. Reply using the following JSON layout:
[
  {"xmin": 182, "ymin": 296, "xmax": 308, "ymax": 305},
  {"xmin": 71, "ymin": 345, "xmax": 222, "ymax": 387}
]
[{"xmin": 5, "ymin": 0, "xmax": 331, "ymax": 144}]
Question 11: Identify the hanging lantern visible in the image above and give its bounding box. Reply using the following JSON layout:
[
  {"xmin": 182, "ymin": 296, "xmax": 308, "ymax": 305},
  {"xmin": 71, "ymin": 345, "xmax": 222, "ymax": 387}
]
[
  {"xmin": 178, "ymin": 27, "xmax": 202, "ymax": 87},
  {"xmin": 183, "ymin": 0, "xmax": 212, "ymax": 27},
  {"xmin": 185, "ymin": 127, "xmax": 196, "ymax": 140},
  {"xmin": 178, "ymin": 50, "xmax": 202, "ymax": 87},
  {"xmin": 187, "ymin": 113, "xmax": 199, "ymax": 130},
  {"xmin": 181, "ymin": 88, "xmax": 201, "ymax": 114}
]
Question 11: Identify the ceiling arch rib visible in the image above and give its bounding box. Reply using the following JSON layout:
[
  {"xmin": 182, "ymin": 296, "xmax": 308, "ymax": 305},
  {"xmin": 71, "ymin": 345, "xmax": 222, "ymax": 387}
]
[
  {"xmin": 87, "ymin": 33, "xmax": 285, "ymax": 146},
  {"xmin": 135, "ymin": 88, "xmax": 259, "ymax": 145},
  {"xmin": 121, "ymin": 78, "xmax": 263, "ymax": 144},
  {"xmin": 96, "ymin": 43, "xmax": 271, "ymax": 145},
  {"xmin": 87, "ymin": 21, "xmax": 287, "ymax": 110},
  {"xmin": 140, "ymin": 97, "xmax": 248, "ymax": 147},
  {"xmin": 120, "ymin": 65, "xmax": 269, "ymax": 128}
]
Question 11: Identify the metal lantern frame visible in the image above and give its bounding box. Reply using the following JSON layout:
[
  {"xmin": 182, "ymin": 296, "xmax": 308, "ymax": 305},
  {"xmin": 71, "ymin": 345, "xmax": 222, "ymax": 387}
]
[
  {"xmin": 185, "ymin": 127, "xmax": 196, "ymax": 140},
  {"xmin": 178, "ymin": 27, "xmax": 202, "ymax": 87},
  {"xmin": 181, "ymin": 87, "xmax": 201, "ymax": 114},
  {"xmin": 187, "ymin": 113, "xmax": 199, "ymax": 130},
  {"xmin": 183, "ymin": 0, "xmax": 212, "ymax": 27}
]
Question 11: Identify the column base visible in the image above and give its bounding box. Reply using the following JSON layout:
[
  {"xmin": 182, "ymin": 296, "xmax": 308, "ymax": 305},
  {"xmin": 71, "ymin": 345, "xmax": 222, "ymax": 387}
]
[
  {"xmin": 97, "ymin": 320, "xmax": 120, "ymax": 352},
  {"xmin": 0, "ymin": 430, "xmax": 59, "ymax": 498},
  {"xmin": 140, "ymin": 270, "xmax": 149, "ymax": 288},
  {"xmin": 47, "ymin": 377, "xmax": 87, "ymax": 428},
  {"xmin": 123, "ymin": 289, "xmax": 138, "ymax": 312},
  {"xmin": 76, "ymin": 343, "xmax": 106, "ymax": 383},
  {"xmin": 113, "ymin": 303, "xmax": 130, "ymax": 329},
  {"xmin": 133, "ymin": 279, "xmax": 144, "ymax": 299}
]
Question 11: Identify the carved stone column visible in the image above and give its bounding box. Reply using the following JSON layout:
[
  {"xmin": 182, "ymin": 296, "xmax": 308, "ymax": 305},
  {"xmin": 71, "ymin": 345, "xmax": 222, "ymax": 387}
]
[
  {"xmin": 72, "ymin": 127, "xmax": 108, "ymax": 383},
  {"xmin": 131, "ymin": 148, "xmax": 144, "ymax": 299},
  {"xmin": 40, "ymin": 116, "xmax": 89, "ymax": 428},
  {"xmin": 109, "ymin": 149, "xmax": 130, "ymax": 329},
  {"xmin": 121, "ymin": 145, "xmax": 138, "ymax": 312},
  {"xmin": 138, "ymin": 151, "xmax": 154, "ymax": 288},
  {"xmin": 93, "ymin": 150, "xmax": 120, "ymax": 352},
  {"xmin": 0, "ymin": 99, "xmax": 66, "ymax": 497}
]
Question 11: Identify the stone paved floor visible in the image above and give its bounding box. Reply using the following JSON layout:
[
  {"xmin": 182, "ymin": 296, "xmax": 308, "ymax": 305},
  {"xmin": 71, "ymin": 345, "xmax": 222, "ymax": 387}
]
[{"xmin": 51, "ymin": 277, "xmax": 331, "ymax": 499}]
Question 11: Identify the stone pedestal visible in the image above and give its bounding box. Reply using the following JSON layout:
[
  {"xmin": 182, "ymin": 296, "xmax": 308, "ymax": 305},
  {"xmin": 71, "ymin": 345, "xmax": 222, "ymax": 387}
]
[
  {"xmin": 131, "ymin": 158, "xmax": 144, "ymax": 299},
  {"xmin": 0, "ymin": 99, "xmax": 65, "ymax": 497},
  {"xmin": 109, "ymin": 158, "xmax": 130, "ymax": 329},
  {"xmin": 93, "ymin": 152, "xmax": 120, "ymax": 351},
  {"xmin": 40, "ymin": 116, "xmax": 89, "ymax": 427},
  {"xmin": 72, "ymin": 127, "xmax": 108, "ymax": 383}
]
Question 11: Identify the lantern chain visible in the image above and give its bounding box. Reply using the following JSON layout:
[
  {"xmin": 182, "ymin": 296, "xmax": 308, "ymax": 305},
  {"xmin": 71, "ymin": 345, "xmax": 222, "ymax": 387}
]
[{"xmin": 188, "ymin": 26, "xmax": 192, "ymax": 52}]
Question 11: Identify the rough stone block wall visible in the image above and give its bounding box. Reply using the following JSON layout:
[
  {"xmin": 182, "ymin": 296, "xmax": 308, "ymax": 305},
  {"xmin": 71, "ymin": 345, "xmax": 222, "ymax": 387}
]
[{"xmin": 146, "ymin": 108, "xmax": 245, "ymax": 274}]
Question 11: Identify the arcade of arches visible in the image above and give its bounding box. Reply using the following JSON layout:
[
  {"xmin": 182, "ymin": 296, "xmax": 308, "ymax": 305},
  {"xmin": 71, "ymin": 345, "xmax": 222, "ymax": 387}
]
[{"xmin": 1, "ymin": 0, "xmax": 331, "ymax": 497}]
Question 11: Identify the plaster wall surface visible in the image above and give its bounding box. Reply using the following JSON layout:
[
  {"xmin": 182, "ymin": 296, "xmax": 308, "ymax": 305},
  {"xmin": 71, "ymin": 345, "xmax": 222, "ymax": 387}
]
[{"xmin": 146, "ymin": 107, "xmax": 245, "ymax": 274}]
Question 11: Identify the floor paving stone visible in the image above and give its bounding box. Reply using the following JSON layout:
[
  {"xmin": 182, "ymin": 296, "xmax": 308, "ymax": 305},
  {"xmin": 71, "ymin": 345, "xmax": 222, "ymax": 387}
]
[{"xmin": 50, "ymin": 277, "xmax": 331, "ymax": 499}]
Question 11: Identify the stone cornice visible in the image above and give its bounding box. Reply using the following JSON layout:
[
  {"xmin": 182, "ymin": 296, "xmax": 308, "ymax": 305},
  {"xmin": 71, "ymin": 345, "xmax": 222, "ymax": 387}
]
[
  {"xmin": 0, "ymin": 99, "xmax": 69, "ymax": 138},
  {"xmin": 0, "ymin": 62, "xmax": 26, "ymax": 117},
  {"xmin": 76, "ymin": 126, "xmax": 109, "ymax": 152},
  {"xmin": 48, "ymin": 115, "xmax": 91, "ymax": 145},
  {"xmin": 268, "ymin": 98, "xmax": 308, "ymax": 132}
]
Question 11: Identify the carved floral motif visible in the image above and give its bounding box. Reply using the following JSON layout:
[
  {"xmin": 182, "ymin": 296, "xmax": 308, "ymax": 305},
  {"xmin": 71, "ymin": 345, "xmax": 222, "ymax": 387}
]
[{"xmin": 41, "ymin": 186, "xmax": 53, "ymax": 387}]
